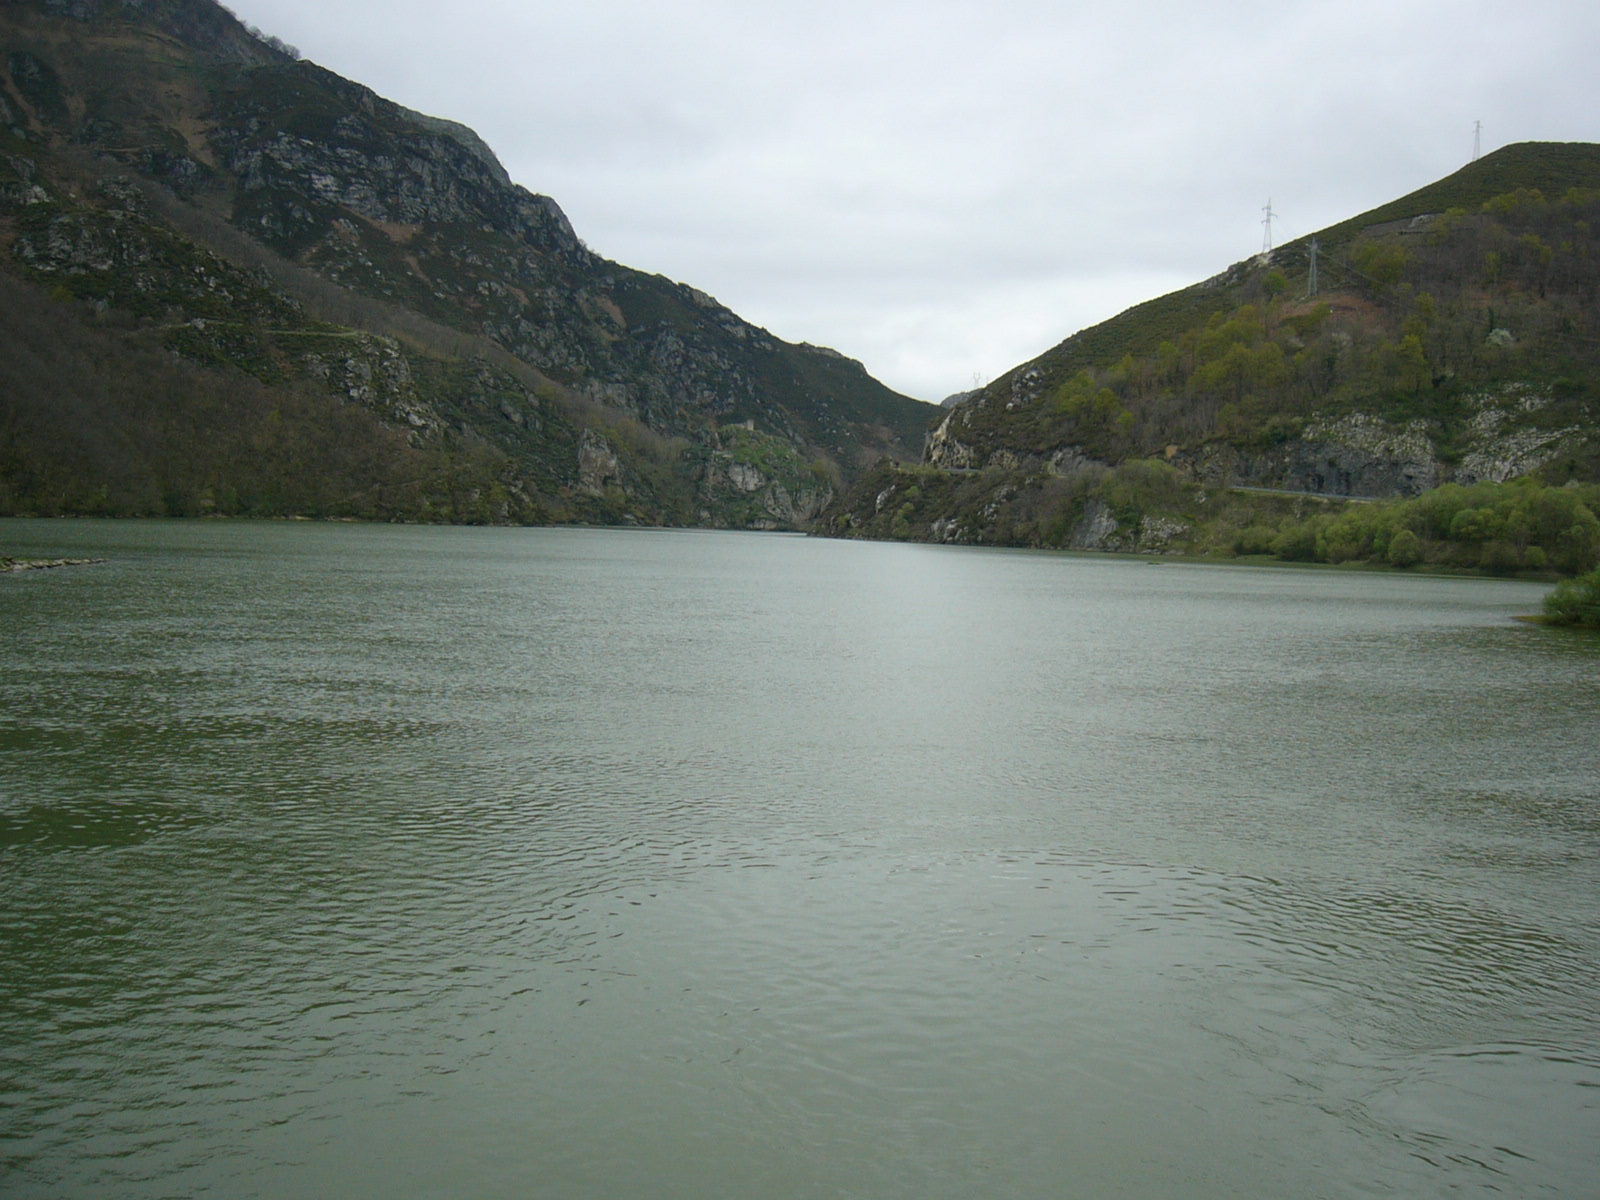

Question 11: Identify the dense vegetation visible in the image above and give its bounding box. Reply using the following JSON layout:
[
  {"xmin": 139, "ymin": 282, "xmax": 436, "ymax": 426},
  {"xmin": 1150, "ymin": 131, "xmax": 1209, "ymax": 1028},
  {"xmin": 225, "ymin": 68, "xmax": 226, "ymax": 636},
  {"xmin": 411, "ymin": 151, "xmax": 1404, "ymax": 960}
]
[
  {"xmin": 1229, "ymin": 478, "xmax": 1600, "ymax": 573},
  {"xmin": 832, "ymin": 457, "xmax": 1599, "ymax": 576}
]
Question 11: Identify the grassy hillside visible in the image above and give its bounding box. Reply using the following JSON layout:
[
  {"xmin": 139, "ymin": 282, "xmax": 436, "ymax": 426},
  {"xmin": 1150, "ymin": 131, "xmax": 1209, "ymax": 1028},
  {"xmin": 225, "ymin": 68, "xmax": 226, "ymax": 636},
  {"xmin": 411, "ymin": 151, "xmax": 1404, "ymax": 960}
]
[
  {"xmin": 999, "ymin": 143, "xmax": 1600, "ymax": 396},
  {"xmin": 822, "ymin": 144, "xmax": 1600, "ymax": 572}
]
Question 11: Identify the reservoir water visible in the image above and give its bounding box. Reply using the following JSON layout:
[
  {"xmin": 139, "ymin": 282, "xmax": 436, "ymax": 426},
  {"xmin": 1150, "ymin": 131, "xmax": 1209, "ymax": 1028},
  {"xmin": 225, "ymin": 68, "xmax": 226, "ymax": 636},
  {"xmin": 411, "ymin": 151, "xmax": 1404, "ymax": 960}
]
[{"xmin": 2, "ymin": 519, "xmax": 1597, "ymax": 1198}]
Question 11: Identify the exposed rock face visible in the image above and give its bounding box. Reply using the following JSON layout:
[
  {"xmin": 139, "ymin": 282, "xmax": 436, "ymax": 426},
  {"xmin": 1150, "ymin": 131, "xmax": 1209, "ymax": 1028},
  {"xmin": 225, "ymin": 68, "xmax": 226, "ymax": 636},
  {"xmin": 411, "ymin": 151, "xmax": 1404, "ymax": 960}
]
[
  {"xmin": 722, "ymin": 461, "xmax": 768, "ymax": 493},
  {"xmin": 1184, "ymin": 413, "xmax": 1442, "ymax": 498},
  {"xmin": 576, "ymin": 430, "xmax": 623, "ymax": 496},
  {"xmin": 10, "ymin": 193, "xmax": 307, "ymax": 335},
  {"xmin": 1067, "ymin": 499, "xmax": 1119, "ymax": 549},
  {"xmin": 298, "ymin": 335, "xmax": 434, "ymax": 433},
  {"xmin": 925, "ymin": 410, "xmax": 979, "ymax": 469},
  {"xmin": 1062, "ymin": 502, "xmax": 1188, "ymax": 553},
  {"xmin": 1170, "ymin": 389, "xmax": 1582, "ymax": 499},
  {"xmin": 1453, "ymin": 386, "xmax": 1582, "ymax": 484},
  {"xmin": 701, "ymin": 470, "xmax": 832, "ymax": 530},
  {"xmin": 1288, "ymin": 413, "xmax": 1440, "ymax": 496},
  {"xmin": 212, "ymin": 73, "xmax": 586, "ymax": 262},
  {"xmin": 927, "ymin": 407, "xmax": 1104, "ymax": 479},
  {"xmin": 184, "ymin": 49, "xmax": 932, "ymax": 462}
]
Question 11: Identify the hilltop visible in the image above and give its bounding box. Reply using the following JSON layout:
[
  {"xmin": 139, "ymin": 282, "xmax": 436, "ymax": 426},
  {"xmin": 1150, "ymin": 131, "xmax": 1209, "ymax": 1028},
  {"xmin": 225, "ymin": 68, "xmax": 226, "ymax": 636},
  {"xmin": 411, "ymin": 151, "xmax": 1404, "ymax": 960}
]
[
  {"xmin": 0, "ymin": 0, "xmax": 937, "ymax": 527},
  {"xmin": 821, "ymin": 143, "xmax": 1600, "ymax": 574}
]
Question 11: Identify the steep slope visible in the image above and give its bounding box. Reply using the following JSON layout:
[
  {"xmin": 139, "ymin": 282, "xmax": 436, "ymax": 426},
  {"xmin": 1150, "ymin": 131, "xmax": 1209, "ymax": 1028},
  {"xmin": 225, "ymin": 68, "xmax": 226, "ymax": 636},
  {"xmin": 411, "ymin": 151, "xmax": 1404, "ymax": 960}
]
[
  {"xmin": 822, "ymin": 143, "xmax": 1600, "ymax": 560},
  {"xmin": 0, "ymin": 0, "xmax": 937, "ymax": 525}
]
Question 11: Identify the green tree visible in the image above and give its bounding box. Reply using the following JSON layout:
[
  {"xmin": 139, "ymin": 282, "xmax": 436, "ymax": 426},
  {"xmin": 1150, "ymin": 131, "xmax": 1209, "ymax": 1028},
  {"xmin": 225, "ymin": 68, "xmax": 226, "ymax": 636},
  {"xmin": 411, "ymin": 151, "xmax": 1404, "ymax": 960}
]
[
  {"xmin": 1387, "ymin": 527, "xmax": 1422, "ymax": 567},
  {"xmin": 1392, "ymin": 333, "xmax": 1429, "ymax": 394},
  {"xmin": 1480, "ymin": 540, "xmax": 1521, "ymax": 574},
  {"xmin": 1235, "ymin": 524, "xmax": 1279, "ymax": 555},
  {"xmin": 1272, "ymin": 516, "xmax": 1328, "ymax": 562},
  {"xmin": 1543, "ymin": 567, "xmax": 1600, "ymax": 627},
  {"xmin": 1449, "ymin": 506, "xmax": 1499, "ymax": 543},
  {"xmin": 1351, "ymin": 241, "xmax": 1411, "ymax": 290},
  {"xmin": 1555, "ymin": 517, "xmax": 1600, "ymax": 575}
]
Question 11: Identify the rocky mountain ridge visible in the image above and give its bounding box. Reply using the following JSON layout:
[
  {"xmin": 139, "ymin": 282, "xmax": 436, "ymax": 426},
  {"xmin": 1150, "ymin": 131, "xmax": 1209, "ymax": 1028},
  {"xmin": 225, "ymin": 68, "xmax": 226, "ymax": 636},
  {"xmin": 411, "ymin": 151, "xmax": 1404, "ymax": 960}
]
[{"xmin": 0, "ymin": 0, "xmax": 937, "ymax": 525}]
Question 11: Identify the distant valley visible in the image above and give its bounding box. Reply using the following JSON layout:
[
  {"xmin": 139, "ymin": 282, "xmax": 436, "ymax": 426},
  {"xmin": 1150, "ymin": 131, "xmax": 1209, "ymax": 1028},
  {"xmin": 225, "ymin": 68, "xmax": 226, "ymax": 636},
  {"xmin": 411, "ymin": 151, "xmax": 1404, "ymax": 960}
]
[{"xmin": 3, "ymin": 0, "xmax": 1597, "ymax": 580}]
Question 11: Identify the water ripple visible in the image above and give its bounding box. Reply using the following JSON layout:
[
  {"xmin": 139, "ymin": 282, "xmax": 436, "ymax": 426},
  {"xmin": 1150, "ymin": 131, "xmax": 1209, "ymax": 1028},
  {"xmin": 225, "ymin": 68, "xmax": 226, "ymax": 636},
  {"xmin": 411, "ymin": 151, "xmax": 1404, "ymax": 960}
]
[{"xmin": 2, "ymin": 521, "xmax": 1595, "ymax": 1199}]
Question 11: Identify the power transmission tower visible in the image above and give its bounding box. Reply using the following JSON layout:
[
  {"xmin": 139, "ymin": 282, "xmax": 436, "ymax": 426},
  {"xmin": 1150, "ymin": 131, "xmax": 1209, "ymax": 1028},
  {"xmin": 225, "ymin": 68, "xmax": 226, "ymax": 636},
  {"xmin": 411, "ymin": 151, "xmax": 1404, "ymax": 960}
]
[
  {"xmin": 1307, "ymin": 237, "xmax": 1319, "ymax": 297},
  {"xmin": 1261, "ymin": 199, "xmax": 1276, "ymax": 254},
  {"xmin": 1473, "ymin": 120, "xmax": 1482, "ymax": 162}
]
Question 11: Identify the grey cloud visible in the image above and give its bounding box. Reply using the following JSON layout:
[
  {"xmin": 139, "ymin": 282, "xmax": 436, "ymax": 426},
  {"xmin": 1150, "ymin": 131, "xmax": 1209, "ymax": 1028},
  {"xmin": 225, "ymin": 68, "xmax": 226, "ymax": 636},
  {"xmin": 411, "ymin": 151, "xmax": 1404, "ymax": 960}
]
[{"xmin": 234, "ymin": 0, "xmax": 1600, "ymax": 400}]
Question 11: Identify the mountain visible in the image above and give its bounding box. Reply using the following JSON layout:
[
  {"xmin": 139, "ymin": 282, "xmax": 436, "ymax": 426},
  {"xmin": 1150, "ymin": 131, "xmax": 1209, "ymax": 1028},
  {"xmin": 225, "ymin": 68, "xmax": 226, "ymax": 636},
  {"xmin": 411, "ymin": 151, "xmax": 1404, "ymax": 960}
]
[
  {"xmin": 0, "ymin": 0, "xmax": 938, "ymax": 526},
  {"xmin": 820, "ymin": 142, "xmax": 1600, "ymax": 569}
]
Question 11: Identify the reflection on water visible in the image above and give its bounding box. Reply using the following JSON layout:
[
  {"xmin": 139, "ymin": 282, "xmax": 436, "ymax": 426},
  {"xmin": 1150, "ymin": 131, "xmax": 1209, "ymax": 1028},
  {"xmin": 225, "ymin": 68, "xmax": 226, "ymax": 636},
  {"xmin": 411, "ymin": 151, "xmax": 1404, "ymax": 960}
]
[{"xmin": 1, "ymin": 520, "xmax": 1597, "ymax": 1198}]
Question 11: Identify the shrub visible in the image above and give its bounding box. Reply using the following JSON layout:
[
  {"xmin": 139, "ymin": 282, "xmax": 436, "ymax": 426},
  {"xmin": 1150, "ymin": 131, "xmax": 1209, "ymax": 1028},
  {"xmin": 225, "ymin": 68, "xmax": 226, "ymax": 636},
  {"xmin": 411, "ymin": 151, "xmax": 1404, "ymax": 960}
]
[
  {"xmin": 1480, "ymin": 540, "xmax": 1521, "ymax": 574},
  {"xmin": 1387, "ymin": 528, "xmax": 1422, "ymax": 567},
  {"xmin": 1272, "ymin": 516, "xmax": 1326, "ymax": 562},
  {"xmin": 1235, "ymin": 524, "xmax": 1279, "ymax": 555},
  {"xmin": 1543, "ymin": 568, "xmax": 1600, "ymax": 627}
]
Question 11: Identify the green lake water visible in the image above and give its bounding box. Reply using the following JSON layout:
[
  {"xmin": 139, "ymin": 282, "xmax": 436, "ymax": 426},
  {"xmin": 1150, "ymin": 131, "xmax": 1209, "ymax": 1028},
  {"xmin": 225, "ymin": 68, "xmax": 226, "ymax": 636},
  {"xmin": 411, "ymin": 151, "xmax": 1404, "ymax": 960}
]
[{"xmin": 2, "ymin": 518, "xmax": 1597, "ymax": 1198}]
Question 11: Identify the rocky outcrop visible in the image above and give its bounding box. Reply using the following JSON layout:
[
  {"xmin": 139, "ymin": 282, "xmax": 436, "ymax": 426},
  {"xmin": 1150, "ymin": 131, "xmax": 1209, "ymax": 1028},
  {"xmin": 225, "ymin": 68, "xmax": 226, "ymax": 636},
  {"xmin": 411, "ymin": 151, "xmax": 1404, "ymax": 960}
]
[
  {"xmin": 1286, "ymin": 413, "xmax": 1440, "ymax": 496},
  {"xmin": 1066, "ymin": 499, "xmax": 1119, "ymax": 549},
  {"xmin": 576, "ymin": 429, "xmax": 623, "ymax": 496},
  {"xmin": 927, "ymin": 405, "xmax": 1103, "ymax": 479},
  {"xmin": 212, "ymin": 72, "xmax": 589, "ymax": 265},
  {"xmin": 296, "ymin": 334, "xmax": 434, "ymax": 433},
  {"xmin": 925, "ymin": 409, "xmax": 979, "ymax": 469},
  {"xmin": 1181, "ymin": 412, "xmax": 1441, "ymax": 497},
  {"xmin": 695, "ymin": 427, "xmax": 834, "ymax": 528},
  {"xmin": 700, "ymin": 470, "xmax": 831, "ymax": 529},
  {"xmin": 1171, "ymin": 389, "xmax": 1584, "ymax": 498},
  {"xmin": 10, "ymin": 184, "xmax": 306, "ymax": 325},
  {"xmin": 188, "ymin": 54, "xmax": 931, "ymax": 457},
  {"xmin": 1453, "ymin": 385, "xmax": 1583, "ymax": 484},
  {"xmin": 1061, "ymin": 501, "xmax": 1189, "ymax": 553}
]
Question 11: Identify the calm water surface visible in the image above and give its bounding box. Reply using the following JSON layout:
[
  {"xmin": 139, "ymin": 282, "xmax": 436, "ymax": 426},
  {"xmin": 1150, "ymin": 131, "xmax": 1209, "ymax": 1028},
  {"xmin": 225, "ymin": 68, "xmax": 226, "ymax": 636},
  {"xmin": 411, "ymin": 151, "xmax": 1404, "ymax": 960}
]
[{"xmin": 2, "ymin": 519, "xmax": 1597, "ymax": 1198}]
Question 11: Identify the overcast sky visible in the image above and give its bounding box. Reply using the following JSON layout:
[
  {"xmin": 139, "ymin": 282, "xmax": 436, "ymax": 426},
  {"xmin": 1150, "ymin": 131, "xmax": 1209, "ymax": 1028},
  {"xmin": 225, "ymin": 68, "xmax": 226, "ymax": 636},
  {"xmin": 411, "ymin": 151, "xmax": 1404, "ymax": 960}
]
[{"xmin": 230, "ymin": 0, "xmax": 1598, "ymax": 402}]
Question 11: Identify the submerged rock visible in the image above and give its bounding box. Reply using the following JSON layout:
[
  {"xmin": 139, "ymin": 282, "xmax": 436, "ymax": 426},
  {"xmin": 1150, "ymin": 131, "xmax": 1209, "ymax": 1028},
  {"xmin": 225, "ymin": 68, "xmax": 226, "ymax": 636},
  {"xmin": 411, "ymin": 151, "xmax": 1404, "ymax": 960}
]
[{"xmin": 1, "ymin": 557, "xmax": 105, "ymax": 572}]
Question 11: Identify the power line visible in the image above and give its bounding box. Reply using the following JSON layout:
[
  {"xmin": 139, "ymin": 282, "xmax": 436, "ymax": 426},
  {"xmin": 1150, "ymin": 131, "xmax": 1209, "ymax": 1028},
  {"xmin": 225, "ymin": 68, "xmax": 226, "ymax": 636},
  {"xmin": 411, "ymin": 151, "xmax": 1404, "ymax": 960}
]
[{"xmin": 1261, "ymin": 198, "xmax": 1276, "ymax": 254}]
